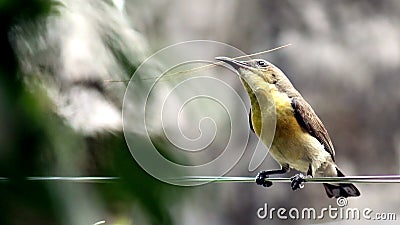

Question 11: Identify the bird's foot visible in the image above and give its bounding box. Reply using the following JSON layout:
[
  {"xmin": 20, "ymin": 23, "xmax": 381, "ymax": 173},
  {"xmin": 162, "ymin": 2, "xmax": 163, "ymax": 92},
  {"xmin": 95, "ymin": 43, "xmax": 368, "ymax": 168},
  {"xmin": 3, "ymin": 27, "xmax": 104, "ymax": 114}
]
[
  {"xmin": 256, "ymin": 171, "xmax": 273, "ymax": 187},
  {"xmin": 290, "ymin": 173, "xmax": 307, "ymax": 190}
]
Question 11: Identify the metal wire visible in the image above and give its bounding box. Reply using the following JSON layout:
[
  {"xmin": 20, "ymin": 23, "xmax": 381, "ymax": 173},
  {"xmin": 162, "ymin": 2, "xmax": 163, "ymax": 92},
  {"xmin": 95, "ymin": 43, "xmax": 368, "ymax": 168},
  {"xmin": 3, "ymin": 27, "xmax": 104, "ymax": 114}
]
[
  {"xmin": 171, "ymin": 175, "xmax": 400, "ymax": 184},
  {"xmin": 0, "ymin": 175, "xmax": 400, "ymax": 184},
  {"xmin": 0, "ymin": 177, "xmax": 119, "ymax": 183}
]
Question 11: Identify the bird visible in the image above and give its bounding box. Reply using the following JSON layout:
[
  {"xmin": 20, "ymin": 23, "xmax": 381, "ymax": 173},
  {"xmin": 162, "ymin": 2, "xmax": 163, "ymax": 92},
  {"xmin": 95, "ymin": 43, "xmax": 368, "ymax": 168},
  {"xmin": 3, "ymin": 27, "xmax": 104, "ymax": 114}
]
[{"xmin": 215, "ymin": 56, "xmax": 360, "ymax": 198}]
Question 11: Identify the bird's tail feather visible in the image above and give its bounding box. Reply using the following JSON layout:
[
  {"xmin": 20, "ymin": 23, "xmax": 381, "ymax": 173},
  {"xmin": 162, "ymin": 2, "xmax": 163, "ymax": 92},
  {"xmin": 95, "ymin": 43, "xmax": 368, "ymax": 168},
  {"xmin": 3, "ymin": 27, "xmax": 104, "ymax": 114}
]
[{"xmin": 323, "ymin": 167, "xmax": 360, "ymax": 198}]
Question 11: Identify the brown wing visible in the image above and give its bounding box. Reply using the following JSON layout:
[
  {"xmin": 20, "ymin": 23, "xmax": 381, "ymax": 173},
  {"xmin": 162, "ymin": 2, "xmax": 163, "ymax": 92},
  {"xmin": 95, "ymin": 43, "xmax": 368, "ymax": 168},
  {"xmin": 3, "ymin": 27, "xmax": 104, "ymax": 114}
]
[{"xmin": 291, "ymin": 97, "xmax": 335, "ymax": 161}]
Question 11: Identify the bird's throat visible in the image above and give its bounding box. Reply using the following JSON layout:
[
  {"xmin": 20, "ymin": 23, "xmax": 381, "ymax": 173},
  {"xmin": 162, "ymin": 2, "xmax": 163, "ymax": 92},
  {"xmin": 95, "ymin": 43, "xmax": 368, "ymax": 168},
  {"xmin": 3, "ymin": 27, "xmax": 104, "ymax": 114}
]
[{"xmin": 242, "ymin": 79, "xmax": 262, "ymax": 136}]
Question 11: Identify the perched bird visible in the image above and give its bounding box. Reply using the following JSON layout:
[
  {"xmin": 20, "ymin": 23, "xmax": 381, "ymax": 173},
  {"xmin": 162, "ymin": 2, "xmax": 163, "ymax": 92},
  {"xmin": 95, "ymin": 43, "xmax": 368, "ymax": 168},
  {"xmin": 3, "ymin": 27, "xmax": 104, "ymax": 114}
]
[{"xmin": 216, "ymin": 57, "xmax": 360, "ymax": 198}]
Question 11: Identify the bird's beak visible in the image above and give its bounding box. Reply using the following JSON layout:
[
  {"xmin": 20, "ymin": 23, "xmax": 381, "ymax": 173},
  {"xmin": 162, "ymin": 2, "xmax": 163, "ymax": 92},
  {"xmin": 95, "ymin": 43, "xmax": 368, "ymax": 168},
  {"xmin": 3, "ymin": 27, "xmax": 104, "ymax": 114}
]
[{"xmin": 215, "ymin": 56, "xmax": 250, "ymax": 70}]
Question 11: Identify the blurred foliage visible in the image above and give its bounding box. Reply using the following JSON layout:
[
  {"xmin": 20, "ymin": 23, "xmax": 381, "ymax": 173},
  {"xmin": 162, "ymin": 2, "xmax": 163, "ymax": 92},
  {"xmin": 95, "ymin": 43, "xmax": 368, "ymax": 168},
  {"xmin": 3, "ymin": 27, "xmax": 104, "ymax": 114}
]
[
  {"xmin": 0, "ymin": 0, "xmax": 54, "ymax": 224},
  {"xmin": 0, "ymin": 0, "xmax": 183, "ymax": 224}
]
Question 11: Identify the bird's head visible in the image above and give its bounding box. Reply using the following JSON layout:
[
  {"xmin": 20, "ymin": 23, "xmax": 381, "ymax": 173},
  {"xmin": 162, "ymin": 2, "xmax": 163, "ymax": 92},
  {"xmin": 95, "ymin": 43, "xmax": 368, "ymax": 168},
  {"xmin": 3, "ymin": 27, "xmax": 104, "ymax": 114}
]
[
  {"xmin": 215, "ymin": 57, "xmax": 281, "ymax": 85},
  {"xmin": 215, "ymin": 56, "xmax": 298, "ymax": 98}
]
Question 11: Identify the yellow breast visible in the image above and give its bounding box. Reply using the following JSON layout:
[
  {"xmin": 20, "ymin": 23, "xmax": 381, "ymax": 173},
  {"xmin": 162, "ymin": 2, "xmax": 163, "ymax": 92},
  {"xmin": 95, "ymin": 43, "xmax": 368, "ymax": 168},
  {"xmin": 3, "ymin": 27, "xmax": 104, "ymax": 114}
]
[
  {"xmin": 251, "ymin": 88, "xmax": 303, "ymax": 139},
  {"xmin": 251, "ymin": 88, "xmax": 320, "ymax": 172}
]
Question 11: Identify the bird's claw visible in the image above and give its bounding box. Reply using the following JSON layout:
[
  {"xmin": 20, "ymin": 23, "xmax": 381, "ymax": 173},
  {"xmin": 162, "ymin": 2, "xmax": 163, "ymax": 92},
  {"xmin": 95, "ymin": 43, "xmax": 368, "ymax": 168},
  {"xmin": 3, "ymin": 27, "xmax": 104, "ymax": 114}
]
[
  {"xmin": 290, "ymin": 173, "xmax": 306, "ymax": 190},
  {"xmin": 256, "ymin": 171, "xmax": 273, "ymax": 187}
]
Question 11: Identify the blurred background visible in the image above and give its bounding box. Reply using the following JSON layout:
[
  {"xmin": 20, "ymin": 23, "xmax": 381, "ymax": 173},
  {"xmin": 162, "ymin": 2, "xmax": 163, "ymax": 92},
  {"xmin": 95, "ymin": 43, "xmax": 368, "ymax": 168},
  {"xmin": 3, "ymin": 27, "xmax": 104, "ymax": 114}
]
[{"xmin": 1, "ymin": 0, "xmax": 400, "ymax": 224}]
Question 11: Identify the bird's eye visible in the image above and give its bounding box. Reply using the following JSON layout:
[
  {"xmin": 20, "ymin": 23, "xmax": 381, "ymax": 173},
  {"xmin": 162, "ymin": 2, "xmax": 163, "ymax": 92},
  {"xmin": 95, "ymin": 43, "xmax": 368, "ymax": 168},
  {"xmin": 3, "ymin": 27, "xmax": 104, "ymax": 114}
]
[{"xmin": 257, "ymin": 60, "xmax": 268, "ymax": 67}]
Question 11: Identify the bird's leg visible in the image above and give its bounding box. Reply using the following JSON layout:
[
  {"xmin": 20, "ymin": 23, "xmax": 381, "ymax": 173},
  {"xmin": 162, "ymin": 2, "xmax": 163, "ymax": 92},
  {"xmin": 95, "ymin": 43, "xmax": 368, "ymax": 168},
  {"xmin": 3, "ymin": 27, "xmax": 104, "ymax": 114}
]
[
  {"xmin": 256, "ymin": 165, "xmax": 289, "ymax": 187},
  {"xmin": 290, "ymin": 174, "xmax": 306, "ymax": 190},
  {"xmin": 291, "ymin": 165, "xmax": 313, "ymax": 190}
]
